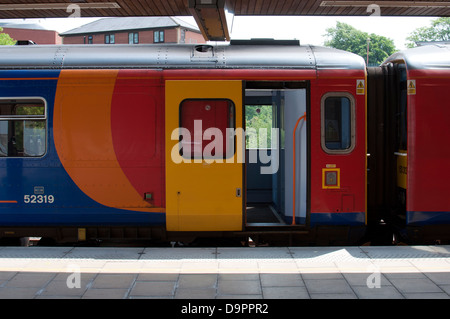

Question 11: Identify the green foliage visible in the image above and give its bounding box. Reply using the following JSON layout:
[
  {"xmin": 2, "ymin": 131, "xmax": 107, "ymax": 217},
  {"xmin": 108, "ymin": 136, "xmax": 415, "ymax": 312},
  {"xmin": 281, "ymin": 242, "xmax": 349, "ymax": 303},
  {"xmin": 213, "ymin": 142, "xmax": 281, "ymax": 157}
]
[
  {"xmin": 324, "ymin": 22, "xmax": 396, "ymax": 65},
  {"xmin": 406, "ymin": 17, "xmax": 450, "ymax": 48},
  {"xmin": 245, "ymin": 105, "xmax": 273, "ymax": 148},
  {"xmin": 0, "ymin": 27, "xmax": 16, "ymax": 45}
]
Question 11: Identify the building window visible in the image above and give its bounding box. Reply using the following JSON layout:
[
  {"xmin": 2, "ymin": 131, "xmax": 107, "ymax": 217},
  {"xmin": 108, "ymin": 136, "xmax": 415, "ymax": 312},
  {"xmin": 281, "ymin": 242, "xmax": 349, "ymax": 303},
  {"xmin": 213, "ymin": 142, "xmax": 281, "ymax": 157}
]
[
  {"xmin": 105, "ymin": 34, "xmax": 115, "ymax": 44},
  {"xmin": 154, "ymin": 30, "xmax": 164, "ymax": 43},
  {"xmin": 321, "ymin": 93, "xmax": 355, "ymax": 154},
  {"xmin": 0, "ymin": 99, "xmax": 47, "ymax": 157},
  {"xmin": 129, "ymin": 32, "xmax": 139, "ymax": 44},
  {"xmin": 179, "ymin": 99, "xmax": 235, "ymax": 159},
  {"xmin": 88, "ymin": 35, "xmax": 93, "ymax": 44}
]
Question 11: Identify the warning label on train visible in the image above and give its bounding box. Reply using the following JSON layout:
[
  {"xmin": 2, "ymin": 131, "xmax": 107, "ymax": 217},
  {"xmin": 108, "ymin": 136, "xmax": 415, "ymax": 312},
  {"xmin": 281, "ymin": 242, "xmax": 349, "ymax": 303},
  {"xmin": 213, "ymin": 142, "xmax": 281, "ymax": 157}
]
[
  {"xmin": 356, "ymin": 80, "xmax": 365, "ymax": 95},
  {"xmin": 407, "ymin": 80, "xmax": 416, "ymax": 95}
]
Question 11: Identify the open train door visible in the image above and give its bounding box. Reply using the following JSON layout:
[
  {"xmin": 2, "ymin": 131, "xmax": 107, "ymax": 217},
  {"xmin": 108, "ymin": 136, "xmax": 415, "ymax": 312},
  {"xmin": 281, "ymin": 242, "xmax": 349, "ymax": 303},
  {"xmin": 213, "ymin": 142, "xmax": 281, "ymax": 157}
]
[{"xmin": 165, "ymin": 80, "xmax": 244, "ymax": 231}]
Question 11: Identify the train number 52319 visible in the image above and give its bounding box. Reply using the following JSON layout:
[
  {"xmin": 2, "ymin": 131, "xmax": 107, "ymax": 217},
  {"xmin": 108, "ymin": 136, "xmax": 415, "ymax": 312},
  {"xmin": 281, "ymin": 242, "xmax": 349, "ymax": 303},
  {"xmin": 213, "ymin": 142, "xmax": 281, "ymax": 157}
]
[{"xmin": 24, "ymin": 195, "xmax": 55, "ymax": 204}]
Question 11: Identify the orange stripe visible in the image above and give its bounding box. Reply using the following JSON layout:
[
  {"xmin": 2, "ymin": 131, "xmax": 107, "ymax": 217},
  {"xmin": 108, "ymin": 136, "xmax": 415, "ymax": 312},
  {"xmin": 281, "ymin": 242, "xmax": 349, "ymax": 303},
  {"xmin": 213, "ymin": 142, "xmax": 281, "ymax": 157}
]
[
  {"xmin": 54, "ymin": 70, "xmax": 154, "ymax": 212},
  {"xmin": 0, "ymin": 201, "xmax": 17, "ymax": 203}
]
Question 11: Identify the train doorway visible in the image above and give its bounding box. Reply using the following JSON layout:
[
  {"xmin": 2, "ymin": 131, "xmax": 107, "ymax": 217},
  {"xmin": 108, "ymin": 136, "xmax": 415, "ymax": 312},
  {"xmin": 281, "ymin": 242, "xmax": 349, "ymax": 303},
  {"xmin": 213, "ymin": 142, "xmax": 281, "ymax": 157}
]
[{"xmin": 244, "ymin": 82, "xmax": 309, "ymax": 227}]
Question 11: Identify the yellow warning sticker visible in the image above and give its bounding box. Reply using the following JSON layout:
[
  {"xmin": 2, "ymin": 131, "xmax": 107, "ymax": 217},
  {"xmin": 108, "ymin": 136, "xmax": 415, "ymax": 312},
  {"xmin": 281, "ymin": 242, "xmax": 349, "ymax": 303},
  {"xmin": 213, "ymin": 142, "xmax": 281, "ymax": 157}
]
[
  {"xmin": 407, "ymin": 80, "xmax": 416, "ymax": 95},
  {"xmin": 356, "ymin": 79, "xmax": 365, "ymax": 95}
]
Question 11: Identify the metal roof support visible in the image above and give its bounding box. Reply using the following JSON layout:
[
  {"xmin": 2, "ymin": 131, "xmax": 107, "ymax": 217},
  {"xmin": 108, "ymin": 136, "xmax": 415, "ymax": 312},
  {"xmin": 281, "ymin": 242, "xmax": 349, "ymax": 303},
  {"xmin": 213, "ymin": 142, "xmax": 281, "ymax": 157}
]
[{"xmin": 188, "ymin": 0, "xmax": 234, "ymax": 41}]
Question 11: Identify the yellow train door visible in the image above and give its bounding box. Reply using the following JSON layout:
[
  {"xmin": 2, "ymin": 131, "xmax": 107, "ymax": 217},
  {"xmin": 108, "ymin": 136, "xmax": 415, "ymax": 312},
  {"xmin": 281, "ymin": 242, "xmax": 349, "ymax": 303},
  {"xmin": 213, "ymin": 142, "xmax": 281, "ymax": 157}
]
[{"xmin": 165, "ymin": 80, "xmax": 244, "ymax": 231}]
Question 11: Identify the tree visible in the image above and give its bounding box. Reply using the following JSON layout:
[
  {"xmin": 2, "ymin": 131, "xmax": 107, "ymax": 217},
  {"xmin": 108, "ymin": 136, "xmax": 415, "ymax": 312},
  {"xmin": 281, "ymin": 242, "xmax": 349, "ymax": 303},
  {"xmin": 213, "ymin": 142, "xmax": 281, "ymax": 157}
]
[
  {"xmin": 245, "ymin": 105, "xmax": 273, "ymax": 149},
  {"xmin": 324, "ymin": 22, "xmax": 396, "ymax": 66},
  {"xmin": 0, "ymin": 27, "xmax": 16, "ymax": 45},
  {"xmin": 406, "ymin": 17, "xmax": 450, "ymax": 48}
]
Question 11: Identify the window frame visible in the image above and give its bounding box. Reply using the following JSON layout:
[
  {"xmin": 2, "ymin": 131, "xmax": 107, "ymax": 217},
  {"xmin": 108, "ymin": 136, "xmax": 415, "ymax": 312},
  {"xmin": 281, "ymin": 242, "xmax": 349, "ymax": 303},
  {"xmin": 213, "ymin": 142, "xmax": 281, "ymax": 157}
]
[
  {"xmin": 178, "ymin": 98, "xmax": 236, "ymax": 160},
  {"xmin": 129, "ymin": 32, "xmax": 139, "ymax": 44},
  {"xmin": 105, "ymin": 34, "xmax": 115, "ymax": 44},
  {"xmin": 154, "ymin": 30, "xmax": 164, "ymax": 43},
  {"xmin": 320, "ymin": 92, "xmax": 356, "ymax": 155},
  {"xmin": 0, "ymin": 97, "xmax": 48, "ymax": 158}
]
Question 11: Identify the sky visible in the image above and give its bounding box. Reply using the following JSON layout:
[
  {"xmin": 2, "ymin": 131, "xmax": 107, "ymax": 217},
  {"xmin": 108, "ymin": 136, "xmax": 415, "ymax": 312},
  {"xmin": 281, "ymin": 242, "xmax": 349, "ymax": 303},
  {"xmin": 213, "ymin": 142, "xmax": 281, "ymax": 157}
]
[{"xmin": 2, "ymin": 15, "xmax": 438, "ymax": 50}]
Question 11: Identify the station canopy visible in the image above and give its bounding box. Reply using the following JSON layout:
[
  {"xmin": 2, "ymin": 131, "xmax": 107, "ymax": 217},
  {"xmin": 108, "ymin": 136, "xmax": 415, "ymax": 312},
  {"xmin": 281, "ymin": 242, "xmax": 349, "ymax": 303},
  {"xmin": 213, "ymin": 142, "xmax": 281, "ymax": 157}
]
[{"xmin": 0, "ymin": 0, "xmax": 449, "ymax": 41}]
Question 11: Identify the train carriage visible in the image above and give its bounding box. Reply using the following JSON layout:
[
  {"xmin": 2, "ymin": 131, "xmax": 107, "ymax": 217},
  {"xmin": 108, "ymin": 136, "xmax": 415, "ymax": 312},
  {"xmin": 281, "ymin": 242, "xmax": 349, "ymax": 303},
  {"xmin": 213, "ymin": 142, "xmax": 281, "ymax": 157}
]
[
  {"xmin": 367, "ymin": 44, "xmax": 450, "ymax": 244},
  {"xmin": 0, "ymin": 40, "xmax": 448, "ymax": 246},
  {"xmin": 0, "ymin": 40, "xmax": 368, "ymax": 245}
]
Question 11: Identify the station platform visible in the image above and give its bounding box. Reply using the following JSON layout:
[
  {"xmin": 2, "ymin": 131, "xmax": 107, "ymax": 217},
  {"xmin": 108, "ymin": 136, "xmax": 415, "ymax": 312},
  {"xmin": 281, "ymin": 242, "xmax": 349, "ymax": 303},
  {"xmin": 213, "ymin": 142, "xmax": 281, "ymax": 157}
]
[{"xmin": 0, "ymin": 245, "xmax": 449, "ymax": 300}]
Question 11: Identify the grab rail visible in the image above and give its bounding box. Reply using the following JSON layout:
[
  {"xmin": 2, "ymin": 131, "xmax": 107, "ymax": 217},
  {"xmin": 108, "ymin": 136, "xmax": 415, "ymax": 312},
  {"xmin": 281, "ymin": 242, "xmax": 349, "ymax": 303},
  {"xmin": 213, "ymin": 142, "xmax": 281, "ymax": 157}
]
[{"xmin": 292, "ymin": 112, "xmax": 307, "ymax": 226}]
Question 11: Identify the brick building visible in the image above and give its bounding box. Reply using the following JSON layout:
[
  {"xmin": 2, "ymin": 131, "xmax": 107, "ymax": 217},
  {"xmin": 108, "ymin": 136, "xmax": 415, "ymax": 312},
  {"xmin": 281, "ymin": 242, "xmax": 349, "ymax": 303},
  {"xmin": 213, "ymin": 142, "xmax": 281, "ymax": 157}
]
[
  {"xmin": 0, "ymin": 23, "xmax": 62, "ymax": 45},
  {"xmin": 61, "ymin": 17, "xmax": 205, "ymax": 45}
]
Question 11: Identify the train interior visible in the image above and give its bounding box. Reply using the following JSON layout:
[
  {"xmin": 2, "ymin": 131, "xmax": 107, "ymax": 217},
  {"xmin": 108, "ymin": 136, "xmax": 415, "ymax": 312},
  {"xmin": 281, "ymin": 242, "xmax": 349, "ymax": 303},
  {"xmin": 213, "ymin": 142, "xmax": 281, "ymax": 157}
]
[{"xmin": 244, "ymin": 82, "xmax": 308, "ymax": 228}]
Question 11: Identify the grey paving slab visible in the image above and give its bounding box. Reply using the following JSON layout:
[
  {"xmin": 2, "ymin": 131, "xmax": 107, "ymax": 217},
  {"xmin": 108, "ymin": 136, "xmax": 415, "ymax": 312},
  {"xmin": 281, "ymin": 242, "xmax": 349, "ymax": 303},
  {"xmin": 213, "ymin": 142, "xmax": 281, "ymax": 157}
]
[
  {"xmin": 130, "ymin": 281, "xmax": 176, "ymax": 297},
  {"xmin": 351, "ymin": 285, "xmax": 404, "ymax": 299},
  {"xmin": 304, "ymin": 278, "xmax": 354, "ymax": 294},
  {"xmin": 389, "ymin": 277, "xmax": 444, "ymax": 294},
  {"xmin": 216, "ymin": 294, "xmax": 263, "ymax": 299},
  {"xmin": 342, "ymin": 272, "xmax": 391, "ymax": 287},
  {"xmin": 38, "ymin": 279, "xmax": 89, "ymax": 298},
  {"xmin": 0, "ymin": 245, "xmax": 449, "ymax": 299},
  {"xmin": 260, "ymin": 273, "xmax": 304, "ymax": 287},
  {"xmin": 301, "ymin": 272, "xmax": 344, "ymax": 280},
  {"xmin": 177, "ymin": 274, "xmax": 217, "ymax": 289},
  {"xmin": 218, "ymin": 280, "xmax": 262, "ymax": 295},
  {"xmin": 5, "ymin": 272, "xmax": 56, "ymax": 288},
  {"xmin": 0, "ymin": 287, "xmax": 42, "ymax": 299},
  {"xmin": 262, "ymin": 286, "xmax": 309, "ymax": 299},
  {"xmin": 64, "ymin": 247, "xmax": 144, "ymax": 260},
  {"xmin": 137, "ymin": 273, "xmax": 179, "ymax": 281},
  {"xmin": 82, "ymin": 288, "xmax": 129, "ymax": 299},
  {"xmin": 91, "ymin": 274, "xmax": 136, "ymax": 289},
  {"xmin": 0, "ymin": 247, "xmax": 71, "ymax": 259},
  {"xmin": 174, "ymin": 288, "xmax": 217, "ymax": 299},
  {"xmin": 218, "ymin": 273, "xmax": 259, "ymax": 281},
  {"xmin": 403, "ymin": 292, "xmax": 450, "ymax": 299},
  {"xmin": 361, "ymin": 245, "xmax": 448, "ymax": 259},
  {"xmin": 424, "ymin": 272, "xmax": 450, "ymax": 285},
  {"xmin": 310, "ymin": 292, "xmax": 358, "ymax": 299},
  {"xmin": 439, "ymin": 285, "xmax": 450, "ymax": 294}
]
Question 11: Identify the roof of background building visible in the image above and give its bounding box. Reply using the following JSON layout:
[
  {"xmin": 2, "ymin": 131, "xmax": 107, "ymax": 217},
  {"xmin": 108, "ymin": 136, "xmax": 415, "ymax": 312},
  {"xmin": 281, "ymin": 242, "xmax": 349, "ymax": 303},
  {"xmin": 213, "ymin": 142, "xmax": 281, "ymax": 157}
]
[
  {"xmin": 60, "ymin": 17, "xmax": 199, "ymax": 36},
  {"xmin": 0, "ymin": 22, "xmax": 49, "ymax": 31}
]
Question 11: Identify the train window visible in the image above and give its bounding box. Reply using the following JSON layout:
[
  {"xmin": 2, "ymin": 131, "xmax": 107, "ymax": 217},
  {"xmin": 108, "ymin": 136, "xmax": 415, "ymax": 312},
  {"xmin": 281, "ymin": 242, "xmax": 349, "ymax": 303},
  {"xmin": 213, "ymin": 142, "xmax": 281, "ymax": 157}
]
[
  {"xmin": 245, "ymin": 105, "xmax": 273, "ymax": 149},
  {"xmin": 321, "ymin": 93, "xmax": 355, "ymax": 154},
  {"xmin": 0, "ymin": 99, "xmax": 46, "ymax": 158},
  {"xmin": 179, "ymin": 99, "xmax": 235, "ymax": 160}
]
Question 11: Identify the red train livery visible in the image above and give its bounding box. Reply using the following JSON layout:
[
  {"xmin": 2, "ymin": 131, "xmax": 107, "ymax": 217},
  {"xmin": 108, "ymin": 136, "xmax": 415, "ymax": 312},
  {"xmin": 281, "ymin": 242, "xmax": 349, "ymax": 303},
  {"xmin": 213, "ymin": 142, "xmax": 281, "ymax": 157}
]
[{"xmin": 0, "ymin": 40, "xmax": 448, "ymax": 245}]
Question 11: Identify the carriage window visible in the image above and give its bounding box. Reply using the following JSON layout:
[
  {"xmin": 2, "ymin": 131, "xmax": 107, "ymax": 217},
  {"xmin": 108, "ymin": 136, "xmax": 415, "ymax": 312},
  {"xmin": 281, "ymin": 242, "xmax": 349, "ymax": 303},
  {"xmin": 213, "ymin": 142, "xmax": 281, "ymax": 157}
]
[
  {"xmin": 321, "ymin": 94, "xmax": 355, "ymax": 154},
  {"xmin": 0, "ymin": 99, "xmax": 46, "ymax": 157},
  {"xmin": 245, "ymin": 105, "xmax": 273, "ymax": 149},
  {"xmin": 179, "ymin": 99, "xmax": 235, "ymax": 159}
]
